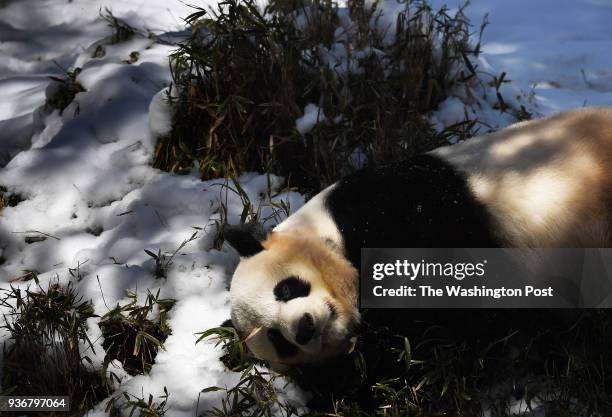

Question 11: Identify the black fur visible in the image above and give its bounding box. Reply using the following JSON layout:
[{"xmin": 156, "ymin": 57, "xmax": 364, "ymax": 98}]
[
  {"xmin": 224, "ymin": 223, "xmax": 266, "ymax": 257},
  {"xmin": 220, "ymin": 319, "xmax": 234, "ymax": 328},
  {"xmin": 325, "ymin": 154, "xmax": 502, "ymax": 267},
  {"xmin": 274, "ymin": 277, "xmax": 311, "ymax": 302}
]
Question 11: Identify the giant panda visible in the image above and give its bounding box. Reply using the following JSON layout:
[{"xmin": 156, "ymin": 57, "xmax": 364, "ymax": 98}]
[{"xmin": 224, "ymin": 107, "xmax": 612, "ymax": 368}]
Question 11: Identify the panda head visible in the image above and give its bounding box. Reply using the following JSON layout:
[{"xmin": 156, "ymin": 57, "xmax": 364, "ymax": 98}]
[{"xmin": 225, "ymin": 224, "xmax": 360, "ymax": 367}]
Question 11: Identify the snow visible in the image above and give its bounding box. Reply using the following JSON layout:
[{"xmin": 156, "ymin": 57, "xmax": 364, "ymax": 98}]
[
  {"xmin": 1, "ymin": 0, "xmax": 611, "ymax": 415},
  {"xmin": 430, "ymin": 0, "xmax": 612, "ymax": 114},
  {"xmin": 296, "ymin": 103, "xmax": 327, "ymax": 134},
  {"xmin": 0, "ymin": 0, "xmax": 306, "ymax": 415}
]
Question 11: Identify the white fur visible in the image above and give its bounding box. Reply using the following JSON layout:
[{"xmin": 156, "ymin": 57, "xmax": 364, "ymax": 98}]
[{"xmin": 273, "ymin": 184, "xmax": 344, "ymax": 248}]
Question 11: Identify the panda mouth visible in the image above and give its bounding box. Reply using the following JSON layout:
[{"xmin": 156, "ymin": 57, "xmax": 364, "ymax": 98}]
[
  {"xmin": 267, "ymin": 320, "xmax": 356, "ymax": 359},
  {"xmin": 267, "ymin": 301, "xmax": 352, "ymax": 357},
  {"xmin": 267, "ymin": 328, "xmax": 299, "ymax": 358}
]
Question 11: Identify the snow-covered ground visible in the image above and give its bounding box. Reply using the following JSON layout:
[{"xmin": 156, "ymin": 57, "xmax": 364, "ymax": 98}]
[
  {"xmin": 434, "ymin": 0, "xmax": 612, "ymax": 114},
  {"xmin": 0, "ymin": 0, "xmax": 306, "ymax": 415},
  {"xmin": 0, "ymin": 0, "xmax": 611, "ymax": 415}
]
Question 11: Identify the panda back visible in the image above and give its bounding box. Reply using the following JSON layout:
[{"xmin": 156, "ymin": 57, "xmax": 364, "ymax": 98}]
[{"xmin": 432, "ymin": 107, "xmax": 612, "ymax": 248}]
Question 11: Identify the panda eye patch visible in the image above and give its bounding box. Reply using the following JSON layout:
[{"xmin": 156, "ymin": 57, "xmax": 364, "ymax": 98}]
[{"xmin": 274, "ymin": 277, "xmax": 310, "ymax": 302}]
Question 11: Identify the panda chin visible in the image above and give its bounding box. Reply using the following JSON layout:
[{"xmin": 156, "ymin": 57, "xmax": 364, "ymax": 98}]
[{"xmin": 320, "ymin": 316, "xmax": 358, "ymax": 350}]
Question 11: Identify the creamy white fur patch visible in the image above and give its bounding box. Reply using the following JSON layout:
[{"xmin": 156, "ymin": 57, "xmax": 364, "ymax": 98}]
[{"xmin": 432, "ymin": 107, "xmax": 612, "ymax": 247}]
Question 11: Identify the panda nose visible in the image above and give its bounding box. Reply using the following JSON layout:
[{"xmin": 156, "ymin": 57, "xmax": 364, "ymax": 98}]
[{"xmin": 295, "ymin": 313, "xmax": 315, "ymax": 345}]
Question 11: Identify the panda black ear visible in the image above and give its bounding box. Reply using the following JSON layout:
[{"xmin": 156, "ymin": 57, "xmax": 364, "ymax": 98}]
[
  {"xmin": 220, "ymin": 319, "xmax": 234, "ymax": 328},
  {"xmin": 224, "ymin": 223, "xmax": 266, "ymax": 257}
]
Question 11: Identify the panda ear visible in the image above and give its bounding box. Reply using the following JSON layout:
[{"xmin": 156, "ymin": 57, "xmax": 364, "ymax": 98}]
[
  {"xmin": 224, "ymin": 223, "xmax": 266, "ymax": 257},
  {"xmin": 220, "ymin": 319, "xmax": 234, "ymax": 328}
]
